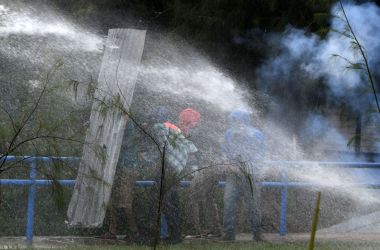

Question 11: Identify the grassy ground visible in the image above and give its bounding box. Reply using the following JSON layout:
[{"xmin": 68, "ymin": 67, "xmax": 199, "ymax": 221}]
[
  {"xmin": 2, "ymin": 234, "xmax": 379, "ymax": 249},
  {"xmin": 51, "ymin": 242, "xmax": 380, "ymax": 250}
]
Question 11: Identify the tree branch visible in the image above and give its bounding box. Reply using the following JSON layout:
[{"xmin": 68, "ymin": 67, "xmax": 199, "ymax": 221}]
[{"xmin": 338, "ymin": 0, "xmax": 380, "ymax": 113}]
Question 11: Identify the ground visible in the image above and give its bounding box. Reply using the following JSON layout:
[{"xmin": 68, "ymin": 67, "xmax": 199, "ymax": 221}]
[{"xmin": 2, "ymin": 233, "xmax": 380, "ymax": 249}]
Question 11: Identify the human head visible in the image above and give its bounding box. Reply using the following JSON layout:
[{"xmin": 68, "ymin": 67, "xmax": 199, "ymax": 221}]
[
  {"xmin": 179, "ymin": 108, "xmax": 201, "ymax": 135},
  {"xmin": 151, "ymin": 106, "xmax": 170, "ymax": 123},
  {"xmin": 228, "ymin": 109, "xmax": 252, "ymax": 126}
]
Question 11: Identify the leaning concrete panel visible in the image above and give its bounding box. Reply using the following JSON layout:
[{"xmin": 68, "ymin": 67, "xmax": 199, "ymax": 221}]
[{"xmin": 67, "ymin": 28, "xmax": 146, "ymax": 227}]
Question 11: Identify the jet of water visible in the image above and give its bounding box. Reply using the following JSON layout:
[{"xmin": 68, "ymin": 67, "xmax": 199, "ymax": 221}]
[{"xmin": 0, "ymin": 4, "xmax": 103, "ymax": 52}]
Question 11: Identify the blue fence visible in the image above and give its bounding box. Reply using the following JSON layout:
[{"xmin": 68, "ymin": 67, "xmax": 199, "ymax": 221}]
[{"xmin": 1, "ymin": 156, "xmax": 380, "ymax": 245}]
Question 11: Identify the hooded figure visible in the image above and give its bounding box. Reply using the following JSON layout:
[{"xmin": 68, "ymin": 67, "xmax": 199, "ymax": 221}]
[
  {"xmin": 179, "ymin": 108, "xmax": 201, "ymax": 136},
  {"xmin": 221, "ymin": 109, "xmax": 265, "ymax": 242},
  {"xmin": 154, "ymin": 108, "xmax": 200, "ymax": 173},
  {"xmin": 152, "ymin": 106, "xmax": 170, "ymax": 124},
  {"xmin": 152, "ymin": 108, "xmax": 201, "ymax": 243},
  {"xmin": 138, "ymin": 106, "xmax": 171, "ymax": 169},
  {"xmin": 222, "ymin": 109, "xmax": 265, "ymax": 171},
  {"xmin": 101, "ymin": 117, "xmax": 141, "ymax": 241}
]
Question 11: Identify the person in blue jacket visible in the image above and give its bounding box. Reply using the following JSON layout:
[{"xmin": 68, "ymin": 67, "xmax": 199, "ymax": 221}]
[{"xmin": 221, "ymin": 109, "xmax": 265, "ymax": 241}]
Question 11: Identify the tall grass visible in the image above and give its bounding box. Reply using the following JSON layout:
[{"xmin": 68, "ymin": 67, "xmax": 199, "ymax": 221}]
[{"xmin": 308, "ymin": 191, "xmax": 322, "ymax": 250}]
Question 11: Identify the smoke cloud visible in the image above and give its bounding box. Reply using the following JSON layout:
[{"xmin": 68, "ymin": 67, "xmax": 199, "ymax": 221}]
[
  {"xmin": 253, "ymin": 1, "xmax": 380, "ymax": 207},
  {"xmin": 256, "ymin": 2, "xmax": 380, "ymax": 110}
]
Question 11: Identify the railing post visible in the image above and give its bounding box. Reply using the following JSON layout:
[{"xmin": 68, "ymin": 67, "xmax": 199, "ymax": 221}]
[
  {"xmin": 279, "ymin": 169, "xmax": 288, "ymax": 236},
  {"xmin": 26, "ymin": 158, "xmax": 37, "ymax": 246}
]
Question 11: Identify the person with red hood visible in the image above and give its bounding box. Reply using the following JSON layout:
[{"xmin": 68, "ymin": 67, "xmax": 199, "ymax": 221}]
[
  {"xmin": 153, "ymin": 108, "xmax": 201, "ymax": 243},
  {"xmin": 179, "ymin": 108, "xmax": 201, "ymax": 136},
  {"xmin": 154, "ymin": 108, "xmax": 200, "ymax": 173}
]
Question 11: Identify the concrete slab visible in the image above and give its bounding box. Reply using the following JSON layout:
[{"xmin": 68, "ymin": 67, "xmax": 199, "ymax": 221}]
[
  {"xmin": 3, "ymin": 233, "xmax": 380, "ymax": 249},
  {"xmin": 319, "ymin": 211, "xmax": 380, "ymax": 233}
]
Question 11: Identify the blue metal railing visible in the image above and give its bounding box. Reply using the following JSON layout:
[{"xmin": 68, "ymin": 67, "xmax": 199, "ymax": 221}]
[
  {"xmin": 0, "ymin": 156, "xmax": 79, "ymax": 245},
  {"xmin": 1, "ymin": 156, "xmax": 380, "ymax": 245}
]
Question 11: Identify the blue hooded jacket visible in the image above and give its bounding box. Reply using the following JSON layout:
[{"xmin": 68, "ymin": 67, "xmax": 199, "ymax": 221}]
[{"xmin": 222, "ymin": 109, "xmax": 265, "ymax": 163}]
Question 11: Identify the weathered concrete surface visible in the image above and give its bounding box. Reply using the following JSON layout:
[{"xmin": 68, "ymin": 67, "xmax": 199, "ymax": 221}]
[
  {"xmin": 2, "ymin": 233, "xmax": 380, "ymax": 249},
  {"xmin": 319, "ymin": 211, "xmax": 380, "ymax": 233},
  {"xmin": 67, "ymin": 28, "xmax": 146, "ymax": 228},
  {"xmin": 0, "ymin": 236, "xmax": 125, "ymax": 249}
]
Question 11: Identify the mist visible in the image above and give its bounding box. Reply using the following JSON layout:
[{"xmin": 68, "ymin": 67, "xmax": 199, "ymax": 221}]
[{"xmin": 2, "ymin": 0, "xmax": 380, "ymax": 247}]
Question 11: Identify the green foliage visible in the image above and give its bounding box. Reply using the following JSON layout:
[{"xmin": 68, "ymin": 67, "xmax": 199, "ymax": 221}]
[
  {"xmin": 308, "ymin": 191, "xmax": 321, "ymax": 250},
  {"xmin": 346, "ymin": 135, "xmax": 360, "ymax": 148},
  {"xmin": 0, "ymin": 60, "xmax": 93, "ymax": 221},
  {"xmin": 0, "ymin": 63, "xmax": 88, "ymax": 164},
  {"xmin": 333, "ymin": 0, "xmax": 380, "ymax": 113}
]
